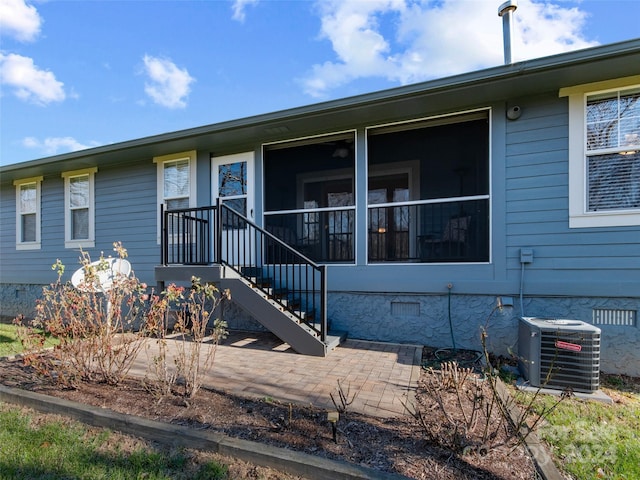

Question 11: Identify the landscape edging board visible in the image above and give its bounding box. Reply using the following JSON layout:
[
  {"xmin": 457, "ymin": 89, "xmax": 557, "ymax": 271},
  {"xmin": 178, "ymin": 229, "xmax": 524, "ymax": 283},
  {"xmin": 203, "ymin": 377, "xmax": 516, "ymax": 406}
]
[{"xmin": 0, "ymin": 384, "xmax": 411, "ymax": 480}]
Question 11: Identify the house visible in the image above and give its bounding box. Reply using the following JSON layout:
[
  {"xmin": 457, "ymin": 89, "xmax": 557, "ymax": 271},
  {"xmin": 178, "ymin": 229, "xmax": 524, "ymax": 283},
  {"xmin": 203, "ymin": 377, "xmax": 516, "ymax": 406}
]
[{"xmin": 1, "ymin": 39, "xmax": 639, "ymax": 376}]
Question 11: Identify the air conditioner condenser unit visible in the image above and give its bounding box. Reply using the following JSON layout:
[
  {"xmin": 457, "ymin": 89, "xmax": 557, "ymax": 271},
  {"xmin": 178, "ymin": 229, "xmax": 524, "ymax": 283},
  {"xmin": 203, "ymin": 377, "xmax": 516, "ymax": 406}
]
[{"xmin": 518, "ymin": 317, "xmax": 601, "ymax": 393}]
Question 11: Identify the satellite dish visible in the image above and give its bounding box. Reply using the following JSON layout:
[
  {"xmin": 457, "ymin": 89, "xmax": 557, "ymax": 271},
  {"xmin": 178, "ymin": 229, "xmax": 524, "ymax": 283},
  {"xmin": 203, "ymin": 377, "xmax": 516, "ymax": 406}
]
[{"xmin": 71, "ymin": 257, "xmax": 132, "ymax": 293}]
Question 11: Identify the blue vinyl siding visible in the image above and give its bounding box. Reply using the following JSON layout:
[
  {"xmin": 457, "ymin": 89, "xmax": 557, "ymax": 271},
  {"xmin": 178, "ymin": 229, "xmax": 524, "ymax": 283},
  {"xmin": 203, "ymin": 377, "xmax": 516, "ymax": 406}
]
[
  {"xmin": 93, "ymin": 162, "xmax": 158, "ymax": 283},
  {"xmin": 0, "ymin": 176, "xmax": 66, "ymax": 283},
  {"xmin": 0, "ymin": 160, "xmax": 159, "ymax": 287},
  {"xmin": 1, "ymin": 95, "xmax": 638, "ymax": 301},
  {"xmin": 503, "ymin": 93, "xmax": 640, "ymax": 297}
]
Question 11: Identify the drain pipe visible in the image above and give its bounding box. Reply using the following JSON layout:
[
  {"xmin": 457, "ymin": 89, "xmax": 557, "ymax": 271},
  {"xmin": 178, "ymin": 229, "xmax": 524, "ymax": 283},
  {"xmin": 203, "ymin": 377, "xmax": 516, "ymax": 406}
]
[{"xmin": 498, "ymin": 0, "xmax": 518, "ymax": 64}]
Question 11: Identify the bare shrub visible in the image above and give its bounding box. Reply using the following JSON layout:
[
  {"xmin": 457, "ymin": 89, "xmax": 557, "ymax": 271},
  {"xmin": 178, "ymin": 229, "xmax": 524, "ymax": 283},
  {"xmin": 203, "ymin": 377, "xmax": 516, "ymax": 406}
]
[
  {"xmin": 145, "ymin": 276, "xmax": 229, "ymax": 400},
  {"xmin": 415, "ymin": 361, "xmax": 505, "ymax": 454},
  {"xmin": 408, "ymin": 302, "xmax": 571, "ymax": 456},
  {"xmin": 330, "ymin": 378, "xmax": 359, "ymax": 414},
  {"xmin": 15, "ymin": 242, "xmax": 149, "ymax": 387}
]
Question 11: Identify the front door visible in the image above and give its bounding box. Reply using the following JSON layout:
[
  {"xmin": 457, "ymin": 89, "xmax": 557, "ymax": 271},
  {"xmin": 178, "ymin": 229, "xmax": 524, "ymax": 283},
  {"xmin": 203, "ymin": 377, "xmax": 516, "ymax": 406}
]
[{"xmin": 212, "ymin": 152, "xmax": 255, "ymax": 265}]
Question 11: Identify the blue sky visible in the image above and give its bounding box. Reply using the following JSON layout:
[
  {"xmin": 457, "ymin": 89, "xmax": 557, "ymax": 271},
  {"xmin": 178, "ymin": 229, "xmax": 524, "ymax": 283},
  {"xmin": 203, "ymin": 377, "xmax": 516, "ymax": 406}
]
[{"xmin": 1, "ymin": 0, "xmax": 639, "ymax": 166}]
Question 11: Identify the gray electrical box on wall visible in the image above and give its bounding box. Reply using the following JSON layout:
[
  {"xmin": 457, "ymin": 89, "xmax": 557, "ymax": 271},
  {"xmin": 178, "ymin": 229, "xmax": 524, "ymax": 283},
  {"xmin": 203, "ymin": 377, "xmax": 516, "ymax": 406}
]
[{"xmin": 520, "ymin": 248, "xmax": 533, "ymax": 264}]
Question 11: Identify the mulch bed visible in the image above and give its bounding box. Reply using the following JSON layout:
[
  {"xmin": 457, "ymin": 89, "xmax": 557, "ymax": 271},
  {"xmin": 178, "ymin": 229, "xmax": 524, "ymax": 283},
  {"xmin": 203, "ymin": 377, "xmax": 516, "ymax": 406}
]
[{"xmin": 0, "ymin": 349, "xmax": 538, "ymax": 480}]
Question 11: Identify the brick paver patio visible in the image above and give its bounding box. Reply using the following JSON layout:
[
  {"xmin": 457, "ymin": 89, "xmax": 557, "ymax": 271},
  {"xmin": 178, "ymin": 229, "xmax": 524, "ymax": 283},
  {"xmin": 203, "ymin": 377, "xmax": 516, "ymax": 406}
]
[{"xmin": 130, "ymin": 331, "xmax": 422, "ymax": 418}]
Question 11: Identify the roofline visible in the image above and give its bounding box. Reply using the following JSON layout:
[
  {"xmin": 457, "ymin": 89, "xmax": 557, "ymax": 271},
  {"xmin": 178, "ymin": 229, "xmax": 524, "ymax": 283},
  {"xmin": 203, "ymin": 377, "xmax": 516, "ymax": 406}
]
[{"xmin": 2, "ymin": 37, "xmax": 640, "ymax": 173}]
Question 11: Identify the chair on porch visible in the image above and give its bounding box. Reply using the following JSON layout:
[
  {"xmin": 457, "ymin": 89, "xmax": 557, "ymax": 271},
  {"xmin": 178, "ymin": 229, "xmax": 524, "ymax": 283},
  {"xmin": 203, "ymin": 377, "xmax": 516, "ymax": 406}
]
[{"xmin": 419, "ymin": 215, "xmax": 471, "ymax": 261}]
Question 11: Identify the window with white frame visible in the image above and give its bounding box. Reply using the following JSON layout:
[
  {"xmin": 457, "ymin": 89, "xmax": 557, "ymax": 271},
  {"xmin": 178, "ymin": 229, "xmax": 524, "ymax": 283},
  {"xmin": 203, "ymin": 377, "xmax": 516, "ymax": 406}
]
[
  {"xmin": 14, "ymin": 176, "xmax": 43, "ymax": 250},
  {"xmin": 163, "ymin": 159, "xmax": 191, "ymax": 209},
  {"xmin": 62, "ymin": 168, "xmax": 97, "ymax": 248},
  {"xmin": 154, "ymin": 151, "xmax": 197, "ymax": 243},
  {"xmin": 561, "ymin": 76, "xmax": 640, "ymax": 228}
]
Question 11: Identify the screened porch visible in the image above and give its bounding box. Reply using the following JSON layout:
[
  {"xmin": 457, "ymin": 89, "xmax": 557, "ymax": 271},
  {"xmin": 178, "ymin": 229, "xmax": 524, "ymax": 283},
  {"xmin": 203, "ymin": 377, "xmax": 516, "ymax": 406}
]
[{"xmin": 262, "ymin": 110, "xmax": 491, "ymax": 264}]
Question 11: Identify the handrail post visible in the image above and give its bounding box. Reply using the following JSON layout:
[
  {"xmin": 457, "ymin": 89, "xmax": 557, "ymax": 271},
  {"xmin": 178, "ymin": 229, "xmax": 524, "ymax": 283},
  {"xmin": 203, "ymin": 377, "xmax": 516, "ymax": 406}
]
[
  {"xmin": 216, "ymin": 197, "xmax": 223, "ymax": 264},
  {"xmin": 160, "ymin": 203, "xmax": 166, "ymax": 265},
  {"xmin": 320, "ymin": 264, "xmax": 327, "ymax": 341}
]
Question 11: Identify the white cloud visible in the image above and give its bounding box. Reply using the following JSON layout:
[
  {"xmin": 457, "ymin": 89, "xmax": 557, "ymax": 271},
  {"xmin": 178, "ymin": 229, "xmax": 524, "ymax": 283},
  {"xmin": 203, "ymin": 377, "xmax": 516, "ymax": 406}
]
[
  {"xmin": 513, "ymin": 1, "xmax": 596, "ymax": 58},
  {"xmin": 232, "ymin": 0, "xmax": 259, "ymax": 22},
  {"xmin": 302, "ymin": 0, "xmax": 598, "ymax": 97},
  {"xmin": 23, "ymin": 136, "xmax": 100, "ymax": 155},
  {"xmin": 0, "ymin": 0, "xmax": 41, "ymax": 42},
  {"xmin": 0, "ymin": 53, "xmax": 65, "ymax": 105},
  {"xmin": 142, "ymin": 55, "xmax": 195, "ymax": 109}
]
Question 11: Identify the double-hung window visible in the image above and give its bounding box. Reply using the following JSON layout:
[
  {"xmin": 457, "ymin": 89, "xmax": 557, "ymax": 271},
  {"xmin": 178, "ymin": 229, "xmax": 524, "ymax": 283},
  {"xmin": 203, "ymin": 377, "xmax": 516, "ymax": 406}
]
[
  {"xmin": 62, "ymin": 168, "xmax": 96, "ymax": 248},
  {"xmin": 14, "ymin": 176, "xmax": 43, "ymax": 250},
  {"xmin": 155, "ymin": 151, "xmax": 197, "ymax": 244},
  {"xmin": 561, "ymin": 77, "xmax": 640, "ymax": 227},
  {"xmin": 164, "ymin": 159, "xmax": 191, "ymax": 210}
]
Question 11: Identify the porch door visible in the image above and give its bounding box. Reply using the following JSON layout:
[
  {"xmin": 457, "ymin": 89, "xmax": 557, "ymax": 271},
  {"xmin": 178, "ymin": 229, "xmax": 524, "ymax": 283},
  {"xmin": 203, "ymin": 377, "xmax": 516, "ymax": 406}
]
[
  {"xmin": 211, "ymin": 152, "xmax": 255, "ymax": 265},
  {"xmin": 368, "ymin": 167, "xmax": 417, "ymax": 261}
]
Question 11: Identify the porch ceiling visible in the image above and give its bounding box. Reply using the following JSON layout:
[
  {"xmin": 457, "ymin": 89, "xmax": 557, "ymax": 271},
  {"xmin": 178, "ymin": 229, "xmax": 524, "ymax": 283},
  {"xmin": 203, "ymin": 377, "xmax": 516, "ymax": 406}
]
[{"xmin": 2, "ymin": 39, "xmax": 639, "ymax": 183}]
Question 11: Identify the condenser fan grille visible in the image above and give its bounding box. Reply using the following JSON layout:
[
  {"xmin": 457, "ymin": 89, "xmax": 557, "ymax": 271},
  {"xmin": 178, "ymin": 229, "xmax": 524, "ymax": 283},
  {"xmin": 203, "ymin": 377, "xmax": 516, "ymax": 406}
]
[{"xmin": 538, "ymin": 330, "xmax": 600, "ymax": 392}]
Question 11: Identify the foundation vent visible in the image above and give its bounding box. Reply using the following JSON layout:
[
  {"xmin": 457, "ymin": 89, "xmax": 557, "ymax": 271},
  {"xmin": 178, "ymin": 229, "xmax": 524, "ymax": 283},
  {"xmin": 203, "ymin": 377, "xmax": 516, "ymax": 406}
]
[
  {"xmin": 391, "ymin": 301, "xmax": 420, "ymax": 316},
  {"xmin": 592, "ymin": 308, "xmax": 636, "ymax": 326}
]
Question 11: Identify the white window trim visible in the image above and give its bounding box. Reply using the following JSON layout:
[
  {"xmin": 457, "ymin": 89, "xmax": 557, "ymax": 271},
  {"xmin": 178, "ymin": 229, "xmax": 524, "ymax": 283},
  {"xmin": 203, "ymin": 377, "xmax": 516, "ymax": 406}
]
[
  {"xmin": 62, "ymin": 168, "xmax": 97, "ymax": 249},
  {"xmin": 154, "ymin": 150, "xmax": 197, "ymax": 244},
  {"xmin": 212, "ymin": 151, "xmax": 255, "ymax": 219},
  {"xmin": 13, "ymin": 176, "xmax": 43, "ymax": 250},
  {"xmin": 560, "ymin": 75, "xmax": 640, "ymax": 228}
]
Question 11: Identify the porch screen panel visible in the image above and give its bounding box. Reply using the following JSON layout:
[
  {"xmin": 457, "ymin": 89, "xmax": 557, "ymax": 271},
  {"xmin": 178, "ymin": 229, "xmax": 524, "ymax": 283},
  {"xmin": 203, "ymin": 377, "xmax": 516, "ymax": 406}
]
[
  {"xmin": 367, "ymin": 111, "xmax": 490, "ymax": 263},
  {"xmin": 264, "ymin": 132, "xmax": 356, "ymax": 263}
]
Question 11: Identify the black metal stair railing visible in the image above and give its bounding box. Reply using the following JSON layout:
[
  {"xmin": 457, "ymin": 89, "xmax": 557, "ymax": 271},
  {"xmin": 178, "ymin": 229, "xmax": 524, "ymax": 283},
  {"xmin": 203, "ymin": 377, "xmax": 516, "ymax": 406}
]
[
  {"xmin": 160, "ymin": 202, "xmax": 327, "ymax": 342},
  {"xmin": 161, "ymin": 204, "xmax": 216, "ymax": 265},
  {"xmin": 218, "ymin": 202, "xmax": 327, "ymax": 341}
]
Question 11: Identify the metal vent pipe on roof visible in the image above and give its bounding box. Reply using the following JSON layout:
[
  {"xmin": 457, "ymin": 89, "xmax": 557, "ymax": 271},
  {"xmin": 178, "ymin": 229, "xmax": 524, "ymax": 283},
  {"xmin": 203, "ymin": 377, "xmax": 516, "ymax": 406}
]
[{"xmin": 498, "ymin": 0, "xmax": 518, "ymax": 64}]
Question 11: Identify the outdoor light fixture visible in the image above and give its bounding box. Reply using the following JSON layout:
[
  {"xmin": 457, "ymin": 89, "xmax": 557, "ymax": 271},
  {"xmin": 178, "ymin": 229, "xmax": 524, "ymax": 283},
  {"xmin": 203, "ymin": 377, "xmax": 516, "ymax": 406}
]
[
  {"xmin": 327, "ymin": 411, "xmax": 339, "ymax": 443},
  {"xmin": 332, "ymin": 146, "xmax": 351, "ymax": 158},
  {"xmin": 506, "ymin": 105, "xmax": 522, "ymax": 120}
]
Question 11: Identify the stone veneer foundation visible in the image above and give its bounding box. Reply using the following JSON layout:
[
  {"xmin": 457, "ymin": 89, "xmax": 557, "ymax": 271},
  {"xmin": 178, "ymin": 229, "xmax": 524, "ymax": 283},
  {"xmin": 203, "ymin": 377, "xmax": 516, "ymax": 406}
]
[{"xmin": 2, "ymin": 284, "xmax": 638, "ymax": 377}]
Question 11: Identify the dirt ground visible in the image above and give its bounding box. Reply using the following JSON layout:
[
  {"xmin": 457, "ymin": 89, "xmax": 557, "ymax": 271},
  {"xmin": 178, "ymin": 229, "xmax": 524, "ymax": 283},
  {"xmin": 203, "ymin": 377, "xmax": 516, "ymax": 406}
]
[{"xmin": 0, "ymin": 346, "xmax": 543, "ymax": 480}]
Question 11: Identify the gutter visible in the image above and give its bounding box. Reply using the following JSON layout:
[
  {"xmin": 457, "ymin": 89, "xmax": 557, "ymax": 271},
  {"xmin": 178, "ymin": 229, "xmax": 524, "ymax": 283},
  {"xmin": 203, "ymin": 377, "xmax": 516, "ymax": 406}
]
[{"xmin": 2, "ymin": 38, "xmax": 639, "ymax": 174}]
